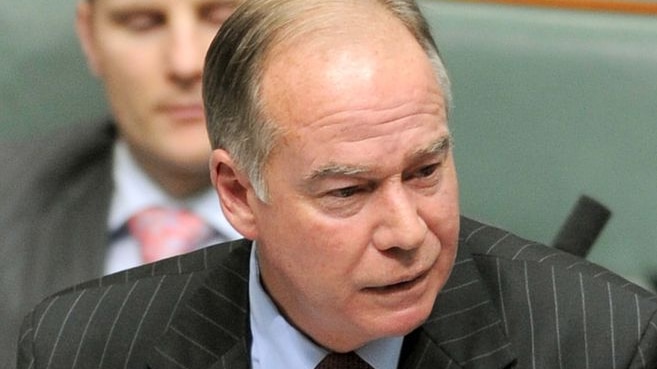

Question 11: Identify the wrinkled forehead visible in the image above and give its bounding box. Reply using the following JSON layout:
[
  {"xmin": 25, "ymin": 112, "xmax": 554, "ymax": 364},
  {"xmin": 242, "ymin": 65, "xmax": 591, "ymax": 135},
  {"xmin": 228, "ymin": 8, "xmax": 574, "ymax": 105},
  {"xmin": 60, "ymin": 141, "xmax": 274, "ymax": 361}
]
[
  {"xmin": 87, "ymin": 0, "xmax": 240, "ymax": 7},
  {"xmin": 263, "ymin": 1, "xmax": 391, "ymax": 58},
  {"xmin": 260, "ymin": 9, "xmax": 442, "ymax": 131}
]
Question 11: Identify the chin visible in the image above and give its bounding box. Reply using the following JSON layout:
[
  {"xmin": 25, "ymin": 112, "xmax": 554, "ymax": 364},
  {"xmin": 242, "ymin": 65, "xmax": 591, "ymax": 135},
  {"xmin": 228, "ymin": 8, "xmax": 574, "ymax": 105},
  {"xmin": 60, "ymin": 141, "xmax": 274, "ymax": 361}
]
[
  {"xmin": 156, "ymin": 149, "xmax": 209, "ymax": 174},
  {"xmin": 162, "ymin": 139, "xmax": 210, "ymax": 167},
  {"xmin": 167, "ymin": 126, "xmax": 211, "ymax": 149},
  {"xmin": 374, "ymin": 303, "xmax": 434, "ymax": 339}
]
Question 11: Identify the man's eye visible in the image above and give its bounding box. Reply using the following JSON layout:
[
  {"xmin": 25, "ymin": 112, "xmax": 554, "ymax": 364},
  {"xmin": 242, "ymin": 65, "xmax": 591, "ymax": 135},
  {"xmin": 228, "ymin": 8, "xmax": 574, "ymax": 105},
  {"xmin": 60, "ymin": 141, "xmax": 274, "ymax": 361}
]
[
  {"xmin": 113, "ymin": 12, "xmax": 165, "ymax": 32},
  {"xmin": 414, "ymin": 163, "xmax": 440, "ymax": 179},
  {"xmin": 200, "ymin": 4, "xmax": 235, "ymax": 25},
  {"xmin": 328, "ymin": 186, "xmax": 361, "ymax": 198}
]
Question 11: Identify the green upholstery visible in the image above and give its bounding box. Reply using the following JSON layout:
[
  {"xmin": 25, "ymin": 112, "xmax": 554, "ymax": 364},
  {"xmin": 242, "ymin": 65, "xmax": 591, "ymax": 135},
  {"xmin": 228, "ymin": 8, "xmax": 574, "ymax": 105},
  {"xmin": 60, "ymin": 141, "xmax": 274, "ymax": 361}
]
[
  {"xmin": 2, "ymin": 1, "xmax": 657, "ymax": 287},
  {"xmin": 420, "ymin": 1, "xmax": 657, "ymax": 287},
  {"xmin": 0, "ymin": 1, "xmax": 106, "ymax": 138}
]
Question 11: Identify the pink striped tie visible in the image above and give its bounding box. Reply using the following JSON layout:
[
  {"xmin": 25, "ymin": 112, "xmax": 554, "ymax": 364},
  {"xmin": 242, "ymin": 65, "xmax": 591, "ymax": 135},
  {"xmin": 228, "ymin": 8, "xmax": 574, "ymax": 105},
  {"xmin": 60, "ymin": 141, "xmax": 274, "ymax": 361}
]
[{"xmin": 128, "ymin": 207, "xmax": 212, "ymax": 264}]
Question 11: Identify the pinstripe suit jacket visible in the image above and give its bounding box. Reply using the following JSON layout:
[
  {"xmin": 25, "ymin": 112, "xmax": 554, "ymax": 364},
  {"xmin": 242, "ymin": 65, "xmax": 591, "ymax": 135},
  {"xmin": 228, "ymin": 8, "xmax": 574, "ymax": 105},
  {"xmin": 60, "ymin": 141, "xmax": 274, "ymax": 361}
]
[{"xmin": 17, "ymin": 217, "xmax": 657, "ymax": 368}]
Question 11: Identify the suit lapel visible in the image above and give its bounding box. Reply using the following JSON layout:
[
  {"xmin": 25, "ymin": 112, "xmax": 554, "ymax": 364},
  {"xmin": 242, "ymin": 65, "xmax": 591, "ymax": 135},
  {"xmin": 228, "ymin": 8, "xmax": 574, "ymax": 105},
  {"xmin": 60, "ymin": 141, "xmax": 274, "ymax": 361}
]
[
  {"xmin": 147, "ymin": 221, "xmax": 517, "ymax": 369},
  {"xmin": 399, "ymin": 225, "xmax": 517, "ymax": 369},
  {"xmin": 148, "ymin": 243, "xmax": 252, "ymax": 369}
]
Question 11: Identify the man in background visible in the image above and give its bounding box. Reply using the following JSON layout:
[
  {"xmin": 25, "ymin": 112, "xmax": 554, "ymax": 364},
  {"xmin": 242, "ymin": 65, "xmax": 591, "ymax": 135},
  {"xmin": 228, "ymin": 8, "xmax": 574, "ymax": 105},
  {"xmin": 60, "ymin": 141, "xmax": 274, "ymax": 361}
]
[
  {"xmin": 0, "ymin": 0, "xmax": 240, "ymax": 366},
  {"xmin": 18, "ymin": 0, "xmax": 657, "ymax": 368}
]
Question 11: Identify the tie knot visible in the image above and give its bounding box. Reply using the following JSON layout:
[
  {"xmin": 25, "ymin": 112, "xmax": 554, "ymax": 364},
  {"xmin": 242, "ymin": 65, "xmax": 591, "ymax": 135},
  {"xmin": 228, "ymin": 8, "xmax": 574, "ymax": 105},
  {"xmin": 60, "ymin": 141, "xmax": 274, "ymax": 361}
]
[
  {"xmin": 128, "ymin": 207, "xmax": 212, "ymax": 263},
  {"xmin": 316, "ymin": 352, "xmax": 373, "ymax": 369}
]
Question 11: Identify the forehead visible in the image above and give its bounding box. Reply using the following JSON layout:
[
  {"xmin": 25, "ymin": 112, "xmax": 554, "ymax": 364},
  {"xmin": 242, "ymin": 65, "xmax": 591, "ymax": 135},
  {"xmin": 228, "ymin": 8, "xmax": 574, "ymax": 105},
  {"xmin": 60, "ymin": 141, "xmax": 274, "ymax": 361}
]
[
  {"xmin": 259, "ymin": 17, "xmax": 447, "ymax": 174},
  {"xmin": 90, "ymin": 0, "xmax": 237, "ymax": 8},
  {"xmin": 261, "ymin": 9, "xmax": 444, "ymax": 134}
]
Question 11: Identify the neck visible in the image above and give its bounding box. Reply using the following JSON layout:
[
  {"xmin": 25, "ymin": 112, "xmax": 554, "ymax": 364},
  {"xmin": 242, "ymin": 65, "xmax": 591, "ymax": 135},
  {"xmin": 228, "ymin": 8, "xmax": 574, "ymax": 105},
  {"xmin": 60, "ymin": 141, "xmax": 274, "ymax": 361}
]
[
  {"xmin": 149, "ymin": 168, "xmax": 210, "ymax": 198},
  {"xmin": 131, "ymin": 151, "xmax": 211, "ymax": 199},
  {"xmin": 144, "ymin": 161, "xmax": 210, "ymax": 198}
]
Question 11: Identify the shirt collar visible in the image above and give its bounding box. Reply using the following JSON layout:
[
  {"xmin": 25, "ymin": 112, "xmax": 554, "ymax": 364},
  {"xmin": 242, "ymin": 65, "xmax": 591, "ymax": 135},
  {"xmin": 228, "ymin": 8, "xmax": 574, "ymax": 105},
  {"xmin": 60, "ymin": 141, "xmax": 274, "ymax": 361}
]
[
  {"xmin": 249, "ymin": 244, "xmax": 403, "ymax": 369},
  {"xmin": 108, "ymin": 140, "xmax": 241, "ymax": 240}
]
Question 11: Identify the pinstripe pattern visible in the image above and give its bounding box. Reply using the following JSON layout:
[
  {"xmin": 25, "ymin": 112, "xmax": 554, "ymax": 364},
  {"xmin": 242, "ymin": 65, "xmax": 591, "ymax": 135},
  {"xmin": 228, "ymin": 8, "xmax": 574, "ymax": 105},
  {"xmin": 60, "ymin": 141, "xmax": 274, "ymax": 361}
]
[
  {"xmin": 580, "ymin": 273, "xmax": 591, "ymax": 369},
  {"xmin": 459, "ymin": 217, "xmax": 657, "ymax": 369},
  {"xmin": 523, "ymin": 262, "xmax": 537, "ymax": 369},
  {"xmin": 551, "ymin": 266, "xmax": 564, "ymax": 369},
  {"xmin": 18, "ymin": 217, "xmax": 657, "ymax": 369}
]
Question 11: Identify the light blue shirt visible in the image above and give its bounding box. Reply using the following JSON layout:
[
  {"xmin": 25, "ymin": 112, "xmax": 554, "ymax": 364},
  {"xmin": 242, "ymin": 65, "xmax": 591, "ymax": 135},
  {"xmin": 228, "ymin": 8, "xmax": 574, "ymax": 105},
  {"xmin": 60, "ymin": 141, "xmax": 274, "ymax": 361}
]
[
  {"xmin": 248, "ymin": 245, "xmax": 403, "ymax": 369},
  {"xmin": 105, "ymin": 140, "xmax": 241, "ymax": 274}
]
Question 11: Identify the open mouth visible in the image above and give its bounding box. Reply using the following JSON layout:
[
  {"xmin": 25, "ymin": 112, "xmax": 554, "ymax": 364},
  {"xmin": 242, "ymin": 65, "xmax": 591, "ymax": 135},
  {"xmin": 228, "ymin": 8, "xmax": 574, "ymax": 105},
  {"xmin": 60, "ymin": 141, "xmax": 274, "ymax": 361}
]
[{"xmin": 368, "ymin": 269, "xmax": 429, "ymax": 294}]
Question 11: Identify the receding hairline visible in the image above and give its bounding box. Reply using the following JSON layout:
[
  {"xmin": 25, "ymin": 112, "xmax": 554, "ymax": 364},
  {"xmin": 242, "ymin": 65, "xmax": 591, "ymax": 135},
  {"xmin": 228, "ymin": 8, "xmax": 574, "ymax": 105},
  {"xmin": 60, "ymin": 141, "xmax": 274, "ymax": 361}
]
[
  {"xmin": 256, "ymin": 0, "xmax": 451, "ymax": 125},
  {"xmin": 257, "ymin": 0, "xmax": 447, "ymax": 127},
  {"xmin": 260, "ymin": 0, "xmax": 413, "ymax": 64}
]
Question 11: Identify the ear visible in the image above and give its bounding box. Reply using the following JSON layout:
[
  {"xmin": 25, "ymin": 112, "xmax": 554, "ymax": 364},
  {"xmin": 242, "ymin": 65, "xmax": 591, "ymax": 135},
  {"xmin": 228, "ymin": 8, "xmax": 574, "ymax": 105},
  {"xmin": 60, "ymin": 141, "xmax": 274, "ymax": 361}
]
[
  {"xmin": 210, "ymin": 149, "xmax": 259, "ymax": 240},
  {"xmin": 75, "ymin": 1, "xmax": 102, "ymax": 76}
]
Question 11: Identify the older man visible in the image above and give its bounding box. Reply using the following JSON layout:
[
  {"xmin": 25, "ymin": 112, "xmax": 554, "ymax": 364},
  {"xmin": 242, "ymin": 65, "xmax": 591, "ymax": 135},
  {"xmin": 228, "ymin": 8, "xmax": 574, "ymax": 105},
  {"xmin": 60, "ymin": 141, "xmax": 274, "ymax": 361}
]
[
  {"xmin": 0, "ymin": 0, "xmax": 241, "ymax": 366},
  {"xmin": 17, "ymin": 0, "xmax": 657, "ymax": 368}
]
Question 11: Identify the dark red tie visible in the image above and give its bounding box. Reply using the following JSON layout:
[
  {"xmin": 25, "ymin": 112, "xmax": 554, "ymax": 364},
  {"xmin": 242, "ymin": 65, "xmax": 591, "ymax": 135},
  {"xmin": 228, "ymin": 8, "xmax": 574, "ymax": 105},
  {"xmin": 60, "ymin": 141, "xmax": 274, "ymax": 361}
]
[{"xmin": 316, "ymin": 352, "xmax": 373, "ymax": 369}]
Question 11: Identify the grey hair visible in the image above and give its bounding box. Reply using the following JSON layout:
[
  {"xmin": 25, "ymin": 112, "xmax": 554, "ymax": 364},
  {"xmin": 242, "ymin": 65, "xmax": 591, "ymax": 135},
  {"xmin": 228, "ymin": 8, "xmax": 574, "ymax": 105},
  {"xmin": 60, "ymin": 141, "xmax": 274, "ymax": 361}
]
[{"xmin": 203, "ymin": 0, "xmax": 452, "ymax": 201}]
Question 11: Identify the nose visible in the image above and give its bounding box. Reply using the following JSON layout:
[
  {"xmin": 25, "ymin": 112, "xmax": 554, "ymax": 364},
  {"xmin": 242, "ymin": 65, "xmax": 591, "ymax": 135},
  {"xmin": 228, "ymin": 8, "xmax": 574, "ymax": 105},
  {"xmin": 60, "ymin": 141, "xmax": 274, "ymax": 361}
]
[
  {"xmin": 371, "ymin": 182, "xmax": 427, "ymax": 252},
  {"xmin": 166, "ymin": 21, "xmax": 204, "ymax": 88}
]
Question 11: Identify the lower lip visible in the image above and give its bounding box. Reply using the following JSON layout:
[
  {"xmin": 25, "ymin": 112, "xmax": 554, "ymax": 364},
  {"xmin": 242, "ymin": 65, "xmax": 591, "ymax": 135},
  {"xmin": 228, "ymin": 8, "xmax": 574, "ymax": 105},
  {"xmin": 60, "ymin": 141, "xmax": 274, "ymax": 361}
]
[{"xmin": 163, "ymin": 107, "xmax": 205, "ymax": 122}]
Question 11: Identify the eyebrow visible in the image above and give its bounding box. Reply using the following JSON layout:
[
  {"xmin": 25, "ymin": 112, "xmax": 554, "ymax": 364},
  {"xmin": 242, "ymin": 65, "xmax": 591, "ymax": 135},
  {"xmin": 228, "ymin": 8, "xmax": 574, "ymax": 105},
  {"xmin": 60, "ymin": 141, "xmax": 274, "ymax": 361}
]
[
  {"xmin": 307, "ymin": 133, "xmax": 453, "ymax": 181},
  {"xmin": 412, "ymin": 133, "xmax": 453, "ymax": 159}
]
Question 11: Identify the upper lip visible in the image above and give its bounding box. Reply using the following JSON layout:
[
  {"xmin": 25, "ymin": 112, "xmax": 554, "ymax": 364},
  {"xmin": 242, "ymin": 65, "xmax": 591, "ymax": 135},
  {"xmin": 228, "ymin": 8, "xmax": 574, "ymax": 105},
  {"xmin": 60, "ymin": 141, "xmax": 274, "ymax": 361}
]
[{"xmin": 369, "ymin": 267, "xmax": 430, "ymax": 289}]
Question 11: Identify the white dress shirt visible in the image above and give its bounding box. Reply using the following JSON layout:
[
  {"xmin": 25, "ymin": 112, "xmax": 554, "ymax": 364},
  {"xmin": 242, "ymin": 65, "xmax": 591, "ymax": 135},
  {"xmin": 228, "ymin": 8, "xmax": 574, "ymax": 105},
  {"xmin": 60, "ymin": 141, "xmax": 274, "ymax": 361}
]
[
  {"xmin": 249, "ymin": 244, "xmax": 403, "ymax": 369},
  {"xmin": 105, "ymin": 141, "xmax": 241, "ymax": 274}
]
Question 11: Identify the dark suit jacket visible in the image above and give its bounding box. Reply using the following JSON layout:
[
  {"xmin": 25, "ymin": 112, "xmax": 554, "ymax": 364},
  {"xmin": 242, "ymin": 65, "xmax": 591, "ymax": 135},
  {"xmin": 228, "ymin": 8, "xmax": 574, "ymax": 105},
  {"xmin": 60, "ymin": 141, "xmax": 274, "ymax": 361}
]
[
  {"xmin": 17, "ymin": 217, "xmax": 657, "ymax": 368},
  {"xmin": 0, "ymin": 120, "xmax": 116, "ymax": 368}
]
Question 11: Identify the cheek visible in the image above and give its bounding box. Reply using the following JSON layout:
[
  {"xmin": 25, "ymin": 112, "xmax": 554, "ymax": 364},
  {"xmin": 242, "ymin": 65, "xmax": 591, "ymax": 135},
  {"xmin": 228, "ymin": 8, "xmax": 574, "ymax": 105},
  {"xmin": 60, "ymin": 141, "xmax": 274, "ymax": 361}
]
[
  {"xmin": 98, "ymin": 46, "xmax": 160, "ymax": 132},
  {"xmin": 97, "ymin": 39, "xmax": 158, "ymax": 93},
  {"xmin": 424, "ymin": 176, "xmax": 460, "ymax": 244},
  {"xmin": 262, "ymin": 203, "xmax": 366, "ymax": 277},
  {"xmin": 200, "ymin": 29, "xmax": 219, "ymax": 53}
]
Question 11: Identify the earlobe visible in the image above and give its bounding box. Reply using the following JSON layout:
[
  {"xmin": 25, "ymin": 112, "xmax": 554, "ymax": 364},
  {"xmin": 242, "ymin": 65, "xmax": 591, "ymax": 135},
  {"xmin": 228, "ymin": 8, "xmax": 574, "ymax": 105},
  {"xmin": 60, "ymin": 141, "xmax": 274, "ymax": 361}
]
[
  {"xmin": 210, "ymin": 150, "xmax": 259, "ymax": 240},
  {"xmin": 75, "ymin": 1, "xmax": 102, "ymax": 76}
]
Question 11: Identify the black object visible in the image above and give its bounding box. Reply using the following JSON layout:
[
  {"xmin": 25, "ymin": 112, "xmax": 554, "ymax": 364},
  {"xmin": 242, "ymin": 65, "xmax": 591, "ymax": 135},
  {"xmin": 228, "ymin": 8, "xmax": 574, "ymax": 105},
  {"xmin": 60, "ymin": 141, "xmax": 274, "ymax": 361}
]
[{"xmin": 552, "ymin": 195, "xmax": 612, "ymax": 257}]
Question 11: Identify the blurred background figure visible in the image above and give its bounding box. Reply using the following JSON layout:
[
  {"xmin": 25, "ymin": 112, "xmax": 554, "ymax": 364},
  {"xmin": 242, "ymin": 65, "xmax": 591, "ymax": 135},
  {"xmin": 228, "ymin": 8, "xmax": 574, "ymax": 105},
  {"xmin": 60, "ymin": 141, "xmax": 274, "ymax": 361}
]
[{"xmin": 0, "ymin": 0, "xmax": 241, "ymax": 366}]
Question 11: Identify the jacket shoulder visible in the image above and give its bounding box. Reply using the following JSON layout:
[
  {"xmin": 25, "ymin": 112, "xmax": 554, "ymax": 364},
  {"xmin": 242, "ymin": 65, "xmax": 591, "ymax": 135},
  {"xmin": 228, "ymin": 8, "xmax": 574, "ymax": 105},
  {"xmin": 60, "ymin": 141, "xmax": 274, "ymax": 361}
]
[
  {"xmin": 60, "ymin": 238, "xmax": 252, "ymax": 295},
  {"xmin": 17, "ymin": 239, "xmax": 252, "ymax": 368},
  {"xmin": 459, "ymin": 216, "xmax": 657, "ymax": 367},
  {"xmin": 460, "ymin": 216, "xmax": 653, "ymax": 297}
]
